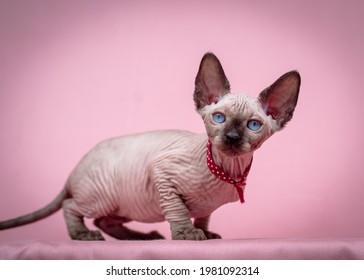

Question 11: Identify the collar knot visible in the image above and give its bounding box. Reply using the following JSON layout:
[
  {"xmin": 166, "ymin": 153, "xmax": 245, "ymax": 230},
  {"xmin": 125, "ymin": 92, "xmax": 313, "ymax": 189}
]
[{"xmin": 206, "ymin": 139, "xmax": 253, "ymax": 203}]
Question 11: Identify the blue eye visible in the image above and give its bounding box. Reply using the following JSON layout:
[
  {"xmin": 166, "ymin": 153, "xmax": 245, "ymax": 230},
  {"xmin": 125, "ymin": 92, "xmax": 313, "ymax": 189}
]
[
  {"xmin": 212, "ymin": 113, "xmax": 226, "ymax": 124},
  {"xmin": 247, "ymin": 120, "xmax": 262, "ymax": 131}
]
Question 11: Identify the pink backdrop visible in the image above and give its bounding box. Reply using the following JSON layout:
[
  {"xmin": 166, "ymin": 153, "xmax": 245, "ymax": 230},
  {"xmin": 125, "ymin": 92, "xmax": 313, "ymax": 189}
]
[{"xmin": 1, "ymin": 0, "xmax": 363, "ymax": 242}]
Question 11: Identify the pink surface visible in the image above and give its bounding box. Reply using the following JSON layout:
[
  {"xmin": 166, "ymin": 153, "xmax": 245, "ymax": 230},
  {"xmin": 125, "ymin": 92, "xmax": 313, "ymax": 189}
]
[
  {"xmin": 1, "ymin": 0, "xmax": 364, "ymax": 246},
  {"xmin": 1, "ymin": 239, "xmax": 364, "ymax": 260}
]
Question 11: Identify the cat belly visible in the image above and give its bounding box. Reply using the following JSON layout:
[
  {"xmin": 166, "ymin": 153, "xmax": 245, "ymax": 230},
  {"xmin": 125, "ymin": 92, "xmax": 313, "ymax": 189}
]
[{"xmin": 111, "ymin": 177, "xmax": 165, "ymax": 223}]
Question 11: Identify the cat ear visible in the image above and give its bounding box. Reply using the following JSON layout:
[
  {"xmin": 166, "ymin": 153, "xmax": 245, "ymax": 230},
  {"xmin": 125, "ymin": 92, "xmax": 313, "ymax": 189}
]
[
  {"xmin": 194, "ymin": 53, "xmax": 231, "ymax": 111},
  {"xmin": 259, "ymin": 71, "xmax": 301, "ymax": 129}
]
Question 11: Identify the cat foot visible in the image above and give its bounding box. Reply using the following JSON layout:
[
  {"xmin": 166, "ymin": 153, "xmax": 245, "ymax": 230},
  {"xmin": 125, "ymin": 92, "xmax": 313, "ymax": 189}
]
[
  {"xmin": 204, "ymin": 230, "xmax": 221, "ymax": 239},
  {"xmin": 145, "ymin": 230, "xmax": 165, "ymax": 240},
  {"xmin": 172, "ymin": 226, "xmax": 207, "ymax": 240},
  {"xmin": 72, "ymin": 230, "xmax": 105, "ymax": 241}
]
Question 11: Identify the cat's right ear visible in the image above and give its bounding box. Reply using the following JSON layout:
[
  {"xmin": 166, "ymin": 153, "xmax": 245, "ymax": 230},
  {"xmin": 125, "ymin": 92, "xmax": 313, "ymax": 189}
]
[
  {"xmin": 194, "ymin": 53, "xmax": 231, "ymax": 111},
  {"xmin": 259, "ymin": 71, "xmax": 301, "ymax": 129}
]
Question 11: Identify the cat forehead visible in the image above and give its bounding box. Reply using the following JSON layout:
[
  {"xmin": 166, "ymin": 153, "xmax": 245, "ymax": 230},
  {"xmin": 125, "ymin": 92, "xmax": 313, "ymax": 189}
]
[
  {"xmin": 215, "ymin": 93, "xmax": 260, "ymax": 111},
  {"xmin": 199, "ymin": 93, "xmax": 266, "ymax": 120}
]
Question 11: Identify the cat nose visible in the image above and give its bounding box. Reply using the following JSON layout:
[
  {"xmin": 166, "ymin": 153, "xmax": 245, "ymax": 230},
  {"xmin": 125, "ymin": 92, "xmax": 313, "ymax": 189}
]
[{"xmin": 224, "ymin": 130, "xmax": 241, "ymax": 144}]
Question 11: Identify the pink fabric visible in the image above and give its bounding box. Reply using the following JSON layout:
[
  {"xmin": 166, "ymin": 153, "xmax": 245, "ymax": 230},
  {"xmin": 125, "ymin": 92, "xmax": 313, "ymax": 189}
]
[{"xmin": 1, "ymin": 239, "xmax": 363, "ymax": 260}]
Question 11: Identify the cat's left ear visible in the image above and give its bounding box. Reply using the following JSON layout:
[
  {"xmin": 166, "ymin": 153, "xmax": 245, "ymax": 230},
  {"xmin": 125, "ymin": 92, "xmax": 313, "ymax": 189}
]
[{"xmin": 259, "ymin": 71, "xmax": 301, "ymax": 129}]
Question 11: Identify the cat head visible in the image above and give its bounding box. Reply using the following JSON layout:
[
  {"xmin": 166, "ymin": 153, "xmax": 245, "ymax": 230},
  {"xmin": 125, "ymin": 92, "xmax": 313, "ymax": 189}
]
[{"xmin": 194, "ymin": 53, "xmax": 300, "ymax": 157}]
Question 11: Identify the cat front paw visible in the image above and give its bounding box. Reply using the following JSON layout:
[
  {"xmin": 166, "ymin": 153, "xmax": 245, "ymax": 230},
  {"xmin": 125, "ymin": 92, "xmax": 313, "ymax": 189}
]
[{"xmin": 172, "ymin": 225, "xmax": 207, "ymax": 240}]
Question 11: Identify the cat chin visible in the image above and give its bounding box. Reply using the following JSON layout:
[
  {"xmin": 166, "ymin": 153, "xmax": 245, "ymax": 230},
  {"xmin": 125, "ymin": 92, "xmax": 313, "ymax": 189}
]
[
  {"xmin": 219, "ymin": 146, "xmax": 250, "ymax": 157},
  {"xmin": 212, "ymin": 140, "xmax": 252, "ymax": 157}
]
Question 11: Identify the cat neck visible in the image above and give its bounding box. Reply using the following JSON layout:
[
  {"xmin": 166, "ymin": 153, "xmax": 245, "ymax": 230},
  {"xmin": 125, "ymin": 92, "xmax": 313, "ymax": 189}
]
[{"xmin": 210, "ymin": 144, "xmax": 254, "ymax": 181}]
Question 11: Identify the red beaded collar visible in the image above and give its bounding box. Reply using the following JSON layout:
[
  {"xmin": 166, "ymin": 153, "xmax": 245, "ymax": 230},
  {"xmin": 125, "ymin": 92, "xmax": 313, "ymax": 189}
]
[{"xmin": 206, "ymin": 139, "xmax": 253, "ymax": 203}]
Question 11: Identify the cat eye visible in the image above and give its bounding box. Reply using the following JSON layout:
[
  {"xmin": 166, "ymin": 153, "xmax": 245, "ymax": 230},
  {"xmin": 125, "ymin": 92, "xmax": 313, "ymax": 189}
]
[
  {"xmin": 247, "ymin": 120, "xmax": 262, "ymax": 131},
  {"xmin": 212, "ymin": 113, "xmax": 226, "ymax": 124}
]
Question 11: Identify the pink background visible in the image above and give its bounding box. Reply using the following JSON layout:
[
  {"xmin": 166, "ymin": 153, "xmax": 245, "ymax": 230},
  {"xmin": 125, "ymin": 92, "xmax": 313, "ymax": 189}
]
[{"xmin": 0, "ymin": 0, "xmax": 363, "ymax": 242}]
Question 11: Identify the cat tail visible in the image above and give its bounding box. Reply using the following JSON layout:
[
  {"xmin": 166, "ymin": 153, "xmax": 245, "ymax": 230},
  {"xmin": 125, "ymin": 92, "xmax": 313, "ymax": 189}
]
[{"xmin": 0, "ymin": 187, "xmax": 68, "ymax": 230}]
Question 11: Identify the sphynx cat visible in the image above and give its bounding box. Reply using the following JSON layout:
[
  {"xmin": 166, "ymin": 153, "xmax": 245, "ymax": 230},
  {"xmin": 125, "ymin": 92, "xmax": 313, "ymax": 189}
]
[{"xmin": 0, "ymin": 53, "xmax": 300, "ymax": 240}]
